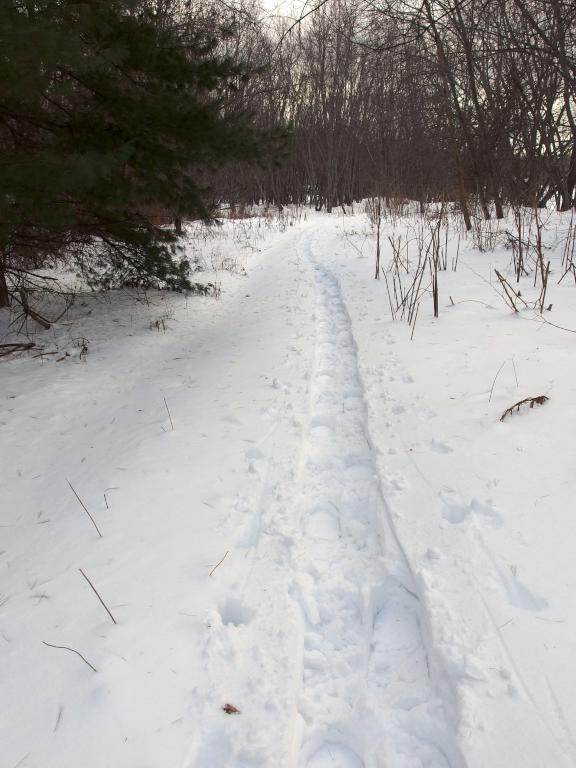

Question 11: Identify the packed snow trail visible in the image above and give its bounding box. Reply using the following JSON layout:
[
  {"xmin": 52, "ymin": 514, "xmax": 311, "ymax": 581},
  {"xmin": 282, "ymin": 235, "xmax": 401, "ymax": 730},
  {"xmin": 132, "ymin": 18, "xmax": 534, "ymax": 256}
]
[
  {"xmin": 183, "ymin": 226, "xmax": 463, "ymax": 767},
  {"xmin": 290, "ymin": 232, "xmax": 464, "ymax": 768}
]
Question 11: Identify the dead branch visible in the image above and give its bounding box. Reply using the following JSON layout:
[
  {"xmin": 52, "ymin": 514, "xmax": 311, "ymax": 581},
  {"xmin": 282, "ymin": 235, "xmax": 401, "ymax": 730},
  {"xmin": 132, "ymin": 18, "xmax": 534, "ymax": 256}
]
[
  {"xmin": 500, "ymin": 395, "xmax": 549, "ymax": 422},
  {"xmin": 16, "ymin": 289, "xmax": 51, "ymax": 329},
  {"xmin": 0, "ymin": 343, "xmax": 35, "ymax": 357}
]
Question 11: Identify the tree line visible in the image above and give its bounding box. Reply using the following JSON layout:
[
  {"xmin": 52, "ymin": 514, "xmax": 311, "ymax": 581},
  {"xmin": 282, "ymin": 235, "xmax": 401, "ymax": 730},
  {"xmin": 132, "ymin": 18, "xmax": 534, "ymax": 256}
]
[
  {"xmin": 220, "ymin": 0, "xmax": 576, "ymax": 223},
  {"xmin": 1, "ymin": 0, "xmax": 574, "ymax": 312}
]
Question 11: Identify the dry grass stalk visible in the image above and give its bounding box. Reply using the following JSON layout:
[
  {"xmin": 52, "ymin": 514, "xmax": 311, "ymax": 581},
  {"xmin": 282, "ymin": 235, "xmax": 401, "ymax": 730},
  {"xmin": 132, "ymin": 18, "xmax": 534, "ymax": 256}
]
[
  {"xmin": 42, "ymin": 640, "xmax": 98, "ymax": 673},
  {"xmin": 79, "ymin": 568, "xmax": 117, "ymax": 625},
  {"xmin": 67, "ymin": 480, "xmax": 102, "ymax": 538}
]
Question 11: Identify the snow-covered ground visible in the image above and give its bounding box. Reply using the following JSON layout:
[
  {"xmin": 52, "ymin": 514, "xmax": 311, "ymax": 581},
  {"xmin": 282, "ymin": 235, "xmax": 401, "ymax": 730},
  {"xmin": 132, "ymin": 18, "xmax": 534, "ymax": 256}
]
[{"xmin": 2, "ymin": 207, "xmax": 576, "ymax": 768}]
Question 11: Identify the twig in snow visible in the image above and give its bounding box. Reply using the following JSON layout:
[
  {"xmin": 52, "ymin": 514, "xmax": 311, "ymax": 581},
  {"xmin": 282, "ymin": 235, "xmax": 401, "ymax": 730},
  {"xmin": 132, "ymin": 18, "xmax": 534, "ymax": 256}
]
[
  {"xmin": 447, "ymin": 298, "xmax": 494, "ymax": 309},
  {"xmin": 79, "ymin": 568, "xmax": 117, "ymax": 625},
  {"xmin": 53, "ymin": 706, "xmax": 63, "ymax": 732},
  {"xmin": 209, "ymin": 550, "xmax": 229, "ymax": 578},
  {"xmin": 494, "ymin": 269, "xmax": 531, "ymax": 313},
  {"xmin": 511, "ymin": 357, "xmax": 519, "ymax": 388},
  {"xmin": 531, "ymin": 314, "xmax": 576, "ymax": 335},
  {"xmin": 0, "ymin": 342, "xmax": 35, "ymax": 358},
  {"xmin": 497, "ymin": 619, "xmax": 513, "ymax": 631},
  {"xmin": 163, "ymin": 396, "xmax": 174, "ymax": 431},
  {"xmin": 67, "ymin": 481, "xmax": 102, "ymax": 538},
  {"xmin": 410, "ymin": 304, "xmax": 419, "ymax": 341},
  {"xmin": 104, "ymin": 492, "xmax": 109, "ymax": 509},
  {"xmin": 42, "ymin": 641, "xmax": 98, "ymax": 673},
  {"xmin": 399, "ymin": 583, "xmax": 420, "ymax": 601},
  {"xmin": 11, "ymin": 753, "xmax": 31, "ymax": 768},
  {"xmin": 500, "ymin": 395, "xmax": 549, "ymax": 422}
]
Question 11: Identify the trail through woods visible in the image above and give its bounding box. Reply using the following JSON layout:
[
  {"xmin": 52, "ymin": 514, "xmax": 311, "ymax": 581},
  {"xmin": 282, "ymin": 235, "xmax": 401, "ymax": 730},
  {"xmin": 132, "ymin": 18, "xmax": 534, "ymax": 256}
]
[{"xmin": 3, "ymin": 214, "xmax": 576, "ymax": 768}]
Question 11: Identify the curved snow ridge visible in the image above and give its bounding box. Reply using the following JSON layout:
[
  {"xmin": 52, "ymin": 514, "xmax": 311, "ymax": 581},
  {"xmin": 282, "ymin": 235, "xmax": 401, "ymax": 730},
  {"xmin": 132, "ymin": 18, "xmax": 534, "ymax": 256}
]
[{"xmin": 292, "ymin": 232, "xmax": 466, "ymax": 768}]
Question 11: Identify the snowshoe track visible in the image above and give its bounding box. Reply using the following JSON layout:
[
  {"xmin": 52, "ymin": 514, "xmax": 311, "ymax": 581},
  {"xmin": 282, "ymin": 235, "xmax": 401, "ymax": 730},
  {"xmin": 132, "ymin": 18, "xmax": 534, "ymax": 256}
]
[{"xmin": 291, "ymin": 232, "xmax": 465, "ymax": 768}]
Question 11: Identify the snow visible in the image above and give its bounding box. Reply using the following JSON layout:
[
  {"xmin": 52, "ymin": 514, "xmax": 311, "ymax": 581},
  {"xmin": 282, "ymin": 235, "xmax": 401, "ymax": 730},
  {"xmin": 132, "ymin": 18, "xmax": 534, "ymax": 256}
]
[{"xmin": 2, "ymin": 207, "xmax": 576, "ymax": 768}]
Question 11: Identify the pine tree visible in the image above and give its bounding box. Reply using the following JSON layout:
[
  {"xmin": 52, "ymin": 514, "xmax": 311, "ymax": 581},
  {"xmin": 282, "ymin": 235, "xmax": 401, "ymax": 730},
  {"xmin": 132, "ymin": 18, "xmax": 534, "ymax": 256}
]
[{"xmin": 0, "ymin": 0, "xmax": 285, "ymax": 307}]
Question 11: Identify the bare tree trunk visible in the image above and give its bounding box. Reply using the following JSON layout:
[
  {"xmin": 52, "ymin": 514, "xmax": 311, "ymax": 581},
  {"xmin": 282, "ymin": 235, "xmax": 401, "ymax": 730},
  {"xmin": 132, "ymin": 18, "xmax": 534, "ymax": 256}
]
[
  {"xmin": 374, "ymin": 197, "xmax": 381, "ymax": 279},
  {"xmin": 562, "ymin": 144, "xmax": 576, "ymax": 210},
  {"xmin": 494, "ymin": 193, "xmax": 505, "ymax": 219},
  {"xmin": 0, "ymin": 263, "xmax": 9, "ymax": 308}
]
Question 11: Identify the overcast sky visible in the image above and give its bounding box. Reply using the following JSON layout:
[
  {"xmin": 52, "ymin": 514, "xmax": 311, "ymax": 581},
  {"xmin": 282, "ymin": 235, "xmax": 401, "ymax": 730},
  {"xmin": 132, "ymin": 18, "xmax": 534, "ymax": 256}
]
[{"xmin": 261, "ymin": 0, "xmax": 317, "ymax": 19}]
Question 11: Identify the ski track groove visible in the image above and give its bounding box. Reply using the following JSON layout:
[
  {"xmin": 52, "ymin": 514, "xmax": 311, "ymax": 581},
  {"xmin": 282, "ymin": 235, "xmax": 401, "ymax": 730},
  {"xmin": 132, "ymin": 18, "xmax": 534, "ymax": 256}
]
[{"xmin": 291, "ymin": 230, "xmax": 465, "ymax": 768}]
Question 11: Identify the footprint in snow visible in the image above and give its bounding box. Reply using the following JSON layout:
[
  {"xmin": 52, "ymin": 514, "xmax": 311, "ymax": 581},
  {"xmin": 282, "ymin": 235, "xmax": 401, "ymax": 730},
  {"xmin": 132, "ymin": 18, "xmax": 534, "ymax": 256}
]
[
  {"xmin": 218, "ymin": 597, "xmax": 254, "ymax": 627},
  {"xmin": 386, "ymin": 474, "xmax": 407, "ymax": 494},
  {"xmin": 307, "ymin": 743, "xmax": 364, "ymax": 768},
  {"xmin": 310, "ymin": 413, "xmax": 336, "ymax": 431},
  {"xmin": 430, "ymin": 438, "xmax": 454, "ymax": 454},
  {"xmin": 244, "ymin": 446, "xmax": 265, "ymax": 461},
  {"xmin": 304, "ymin": 506, "xmax": 340, "ymax": 542},
  {"xmin": 220, "ymin": 414, "xmax": 243, "ymax": 426},
  {"xmin": 441, "ymin": 497, "xmax": 502, "ymax": 527},
  {"xmin": 493, "ymin": 561, "xmax": 548, "ymax": 612}
]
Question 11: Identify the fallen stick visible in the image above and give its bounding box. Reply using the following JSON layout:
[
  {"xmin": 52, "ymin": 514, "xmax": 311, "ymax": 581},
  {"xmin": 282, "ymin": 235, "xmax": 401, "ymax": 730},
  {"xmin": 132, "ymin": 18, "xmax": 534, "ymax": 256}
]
[
  {"xmin": 163, "ymin": 396, "xmax": 174, "ymax": 431},
  {"xmin": 42, "ymin": 641, "xmax": 98, "ymax": 673},
  {"xmin": 53, "ymin": 706, "xmax": 63, "ymax": 732},
  {"xmin": 500, "ymin": 395, "xmax": 549, "ymax": 422},
  {"xmin": 209, "ymin": 550, "xmax": 229, "ymax": 578},
  {"xmin": 0, "ymin": 343, "xmax": 35, "ymax": 358},
  {"xmin": 67, "ymin": 480, "xmax": 102, "ymax": 538},
  {"xmin": 79, "ymin": 568, "xmax": 117, "ymax": 624}
]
